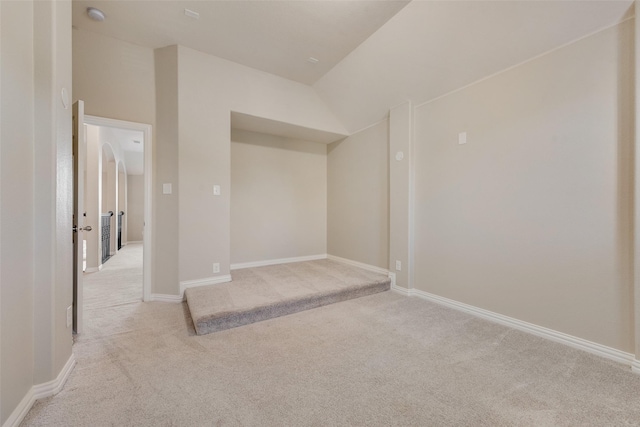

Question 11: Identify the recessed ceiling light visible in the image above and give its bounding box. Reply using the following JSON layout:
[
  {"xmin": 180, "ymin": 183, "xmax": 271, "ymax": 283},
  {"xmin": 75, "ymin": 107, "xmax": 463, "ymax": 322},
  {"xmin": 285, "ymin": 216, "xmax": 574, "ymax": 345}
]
[
  {"xmin": 184, "ymin": 8, "xmax": 200, "ymax": 19},
  {"xmin": 87, "ymin": 7, "xmax": 106, "ymax": 22},
  {"xmin": 133, "ymin": 140, "xmax": 141, "ymax": 144},
  {"xmin": 307, "ymin": 57, "xmax": 319, "ymax": 64}
]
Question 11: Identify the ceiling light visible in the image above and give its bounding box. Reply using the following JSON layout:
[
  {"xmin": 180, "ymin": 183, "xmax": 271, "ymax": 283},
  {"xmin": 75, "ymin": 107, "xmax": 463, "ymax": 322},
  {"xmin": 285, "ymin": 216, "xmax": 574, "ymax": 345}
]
[
  {"xmin": 87, "ymin": 7, "xmax": 105, "ymax": 22},
  {"xmin": 133, "ymin": 140, "xmax": 141, "ymax": 144},
  {"xmin": 306, "ymin": 57, "xmax": 319, "ymax": 64}
]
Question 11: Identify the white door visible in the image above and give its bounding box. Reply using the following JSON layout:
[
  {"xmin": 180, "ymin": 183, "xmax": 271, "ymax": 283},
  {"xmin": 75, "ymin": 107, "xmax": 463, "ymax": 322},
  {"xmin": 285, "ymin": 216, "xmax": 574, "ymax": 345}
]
[{"xmin": 72, "ymin": 100, "xmax": 89, "ymax": 333}]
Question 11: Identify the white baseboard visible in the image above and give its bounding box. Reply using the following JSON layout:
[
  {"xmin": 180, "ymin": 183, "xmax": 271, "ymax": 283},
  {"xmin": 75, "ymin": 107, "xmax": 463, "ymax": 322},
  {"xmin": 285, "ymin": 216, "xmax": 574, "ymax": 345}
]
[
  {"xmin": 327, "ymin": 254, "xmax": 389, "ymax": 275},
  {"xmin": 179, "ymin": 274, "xmax": 232, "ymax": 296},
  {"xmin": 388, "ymin": 272, "xmax": 397, "ymax": 287},
  {"xmin": 3, "ymin": 353, "xmax": 76, "ymax": 427},
  {"xmin": 391, "ymin": 282, "xmax": 411, "ymax": 296},
  {"xmin": 632, "ymin": 359, "xmax": 640, "ymax": 375},
  {"xmin": 404, "ymin": 287, "xmax": 635, "ymax": 368},
  {"xmin": 149, "ymin": 293, "xmax": 184, "ymax": 303},
  {"xmin": 231, "ymin": 254, "xmax": 327, "ymax": 270},
  {"xmin": 84, "ymin": 267, "xmax": 99, "ymax": 273},
  {"xmin": 126, "ymin": 240, "xmax": 143, "ymax": 245}
]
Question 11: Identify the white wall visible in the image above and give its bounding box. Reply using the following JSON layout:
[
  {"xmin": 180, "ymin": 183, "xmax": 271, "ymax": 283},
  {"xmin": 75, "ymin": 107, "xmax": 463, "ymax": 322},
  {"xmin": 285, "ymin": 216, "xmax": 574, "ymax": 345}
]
[
  {"xmin": 127, "ymin": 175, "xmax": 145, "ymax": 242},
  {"xmin": 231, "ymin": 129, "xmax": 327, "ymax": 264},
  {"xmin": 118, "ymin": 166, "xmax": 126, "ymax": 247},
  {"xmin": 85, "ymin": 125, "xmax": 100, "ymax": 271},
  {"xmin": 327, "ymin": 119, "xmax": 389, "ymax": 269},
  {"xmin": 413, "ymin": 19, "xmax": 634, "ymax": 352}
]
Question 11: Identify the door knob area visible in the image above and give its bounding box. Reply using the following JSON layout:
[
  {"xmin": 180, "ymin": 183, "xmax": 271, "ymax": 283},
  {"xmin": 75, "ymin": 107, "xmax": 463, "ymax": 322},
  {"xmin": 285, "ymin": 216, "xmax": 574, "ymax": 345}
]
[{"xmin": 73, "ymin": 225, "xmax": 92, "ymax": 232}]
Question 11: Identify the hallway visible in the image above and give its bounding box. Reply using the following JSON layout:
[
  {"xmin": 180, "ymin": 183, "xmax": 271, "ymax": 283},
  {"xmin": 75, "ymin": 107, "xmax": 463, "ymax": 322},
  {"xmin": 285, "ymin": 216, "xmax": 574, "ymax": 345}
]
[{"xmin": 80, "ymin": 243, "xmax": 145, "ymax": 338}]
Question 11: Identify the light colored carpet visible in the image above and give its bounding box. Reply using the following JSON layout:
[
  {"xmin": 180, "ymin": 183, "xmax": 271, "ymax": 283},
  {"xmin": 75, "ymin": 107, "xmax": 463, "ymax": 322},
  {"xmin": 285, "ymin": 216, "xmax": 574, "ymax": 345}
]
[
  {"xmin": 186, "ymin": 260, "xmax": 391, "ymax": 335},
  {"xmin": 21, "ymin": 252, "xmax": 640, "ymax": 426},
  {"xmin": 83, "ymin": 243, "xmax": 143, "ymax": 311}
]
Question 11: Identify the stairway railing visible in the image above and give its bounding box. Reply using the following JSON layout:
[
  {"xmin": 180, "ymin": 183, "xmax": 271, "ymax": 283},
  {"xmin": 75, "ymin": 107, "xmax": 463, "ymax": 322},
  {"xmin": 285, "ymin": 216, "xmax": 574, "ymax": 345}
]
[{"xmin": 101, "ymin": 211, "xmax": 113, "ymax": 264}]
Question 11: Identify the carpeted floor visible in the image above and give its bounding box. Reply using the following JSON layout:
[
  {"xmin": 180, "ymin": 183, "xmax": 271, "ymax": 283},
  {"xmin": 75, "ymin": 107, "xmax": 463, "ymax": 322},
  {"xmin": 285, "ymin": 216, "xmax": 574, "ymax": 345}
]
[
  {"xmin": 186, "ymin": 260, "xmax": 390, "ymax": 335},
  {"xmin": 21, "ymin": 250, "xmax": 640, "ymax": 426},
  {"xmin": 83, "ymin": 243, "xmax": 143, "ymax": 310}
]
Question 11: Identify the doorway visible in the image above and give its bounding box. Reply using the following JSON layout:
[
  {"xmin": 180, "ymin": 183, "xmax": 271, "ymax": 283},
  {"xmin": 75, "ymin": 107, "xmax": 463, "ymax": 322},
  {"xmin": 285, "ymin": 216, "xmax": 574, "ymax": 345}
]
[{"xmin": 74, "ymin": 113, "xmax": 153, "ymax": 333}]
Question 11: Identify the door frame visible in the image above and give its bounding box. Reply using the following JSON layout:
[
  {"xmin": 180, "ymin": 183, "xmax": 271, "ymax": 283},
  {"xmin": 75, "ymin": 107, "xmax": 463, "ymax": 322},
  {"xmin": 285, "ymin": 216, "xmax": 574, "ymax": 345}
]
[{"xmin": 84, "ymin": 115, "xmax": 153, "ymax": 302}]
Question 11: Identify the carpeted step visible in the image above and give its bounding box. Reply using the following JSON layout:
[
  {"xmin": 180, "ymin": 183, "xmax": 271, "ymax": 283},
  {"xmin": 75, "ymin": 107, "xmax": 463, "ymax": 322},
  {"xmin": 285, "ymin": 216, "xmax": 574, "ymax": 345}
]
[{"xmin": 185, "ymin": 259, "xmax": 391, "ymax": 335}]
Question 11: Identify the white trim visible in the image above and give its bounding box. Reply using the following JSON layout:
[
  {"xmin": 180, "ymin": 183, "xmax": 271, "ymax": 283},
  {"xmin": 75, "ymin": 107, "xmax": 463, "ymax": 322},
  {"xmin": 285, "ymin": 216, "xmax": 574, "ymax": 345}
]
[
  {"xmin": 326, "ymin": 254, "xmax": 389, "ymax": 275},
  {"xmin": 83, "ymin": 115, "xmax": 152, "ymax": 303},
  {"xmin": 407, "ymin": 288, "xmax": 635, "ymax": 367},
  {"xmin": 388, "ymin": 272, "xmax": 397, "ymax": 287},
  {"xmin": 32, "ymin": 353, "xmax": 76, "ymax": 399},
  {"xmin": 632, "ymin": 359, "xmax": 640, "ymax": 375},
  {"xmin": 2, "ymin": 387, "xmax": 34, "ymax": 427},
  {"xmin": 149, "ymin": 293, "xmax": 184, "ymax": 303},
  {"xmin": 2, "ymin": 354, "xmax": 76, "ymax": 427},
  {"xmin": 179, "ymin": 274, "xmax": 233, "ymax": 296},
  {"xmin": 391, "ymin": 285, "xmax": 411, "ymax": 297},
  {"xmin": 408, "ymin": 102, "xmax": 416, "ymax": 291},
  {"xmin": 415, "ymin": 16, "xmax": 635, "ymax": 111},
  {"xmin": 231, "ymin": 254, "xmax": 328, "ymax": 271},
  {"xmin": 84, "ymin": 267, "xmax": 99, "ymax": 273},
  {"xmin": 126, "ymin": 240, "xmax": 143, "ymax": 245}
]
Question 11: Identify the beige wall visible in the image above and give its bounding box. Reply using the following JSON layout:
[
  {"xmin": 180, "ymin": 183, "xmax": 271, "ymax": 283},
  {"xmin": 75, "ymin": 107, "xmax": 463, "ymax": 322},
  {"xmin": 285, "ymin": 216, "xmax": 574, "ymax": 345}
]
[
  {"xmin": 231, "ymin": 130, "xmax": 327, "ymax": 264},
  {"xmin": 127, "ymin": 175, "xmax": 145, "ymax": 242},
  {"xmin": 75, "ymin": 33, "xmax": 346, "ymax": 295},
  {"xmin": 413, "ymin": 20, "xmax": 634, "ymax": 352},
  {"xmin": 175, "ymin": 45, "xmax": 346, "ymax": 286},
  {"xmin": 73, "ymin": 30, "xmax": 165, "ymax": 289},
  {"xmin": 1, "ymin": 0, "xmax": 73, "ymax": 423},
  {"xmin": 389, "ymin": 103, "xmax": 412, "ymax": 287},
  {"xmin": 50, "ymin": 0, "xmax": 74, "ymax": 382},
  {"xmin": 72, "ymin": 29, "xmax": 155, "ymax": 125},
  {"xmin": 1, "ymin": 2, "xmax": 35, "ymax": 421},
  {"xmin": 153, "ymin": 46, "xmax": 180, "ymax": 294},
  {"xmin": 327, "ymin": 120, "xmax": 389, "ymax": 269}
]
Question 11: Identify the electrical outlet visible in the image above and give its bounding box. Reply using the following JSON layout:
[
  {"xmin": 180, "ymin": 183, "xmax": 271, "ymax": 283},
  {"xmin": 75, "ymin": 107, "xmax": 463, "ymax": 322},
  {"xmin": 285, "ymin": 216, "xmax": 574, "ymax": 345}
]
[
  {"xmin": 66, "ymin": 306, "xmax": 72, "ymax": 328},
  {"xmin": 213, "ymin": 263, "xmax": 220, "ymax": 274},
  {"xmin": 395, "ymin": 260, "xmax": 402, "ymax": 271}
]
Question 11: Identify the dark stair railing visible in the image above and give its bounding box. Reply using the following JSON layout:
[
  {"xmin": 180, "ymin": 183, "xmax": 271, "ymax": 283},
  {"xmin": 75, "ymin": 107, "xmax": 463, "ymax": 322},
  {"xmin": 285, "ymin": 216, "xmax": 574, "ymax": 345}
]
[
  {"xmin": 101, "ymin": 211, "xmax": 114, "ymax": 264},
  {"xmin": 117, "ymin": 211, "xmax": 125, "ymax": 250}
]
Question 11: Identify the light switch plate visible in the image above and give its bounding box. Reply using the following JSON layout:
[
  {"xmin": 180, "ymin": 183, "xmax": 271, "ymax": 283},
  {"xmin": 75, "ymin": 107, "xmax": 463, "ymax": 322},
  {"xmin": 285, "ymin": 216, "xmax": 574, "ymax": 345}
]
[
  {"xmin": 213, "ymin": 185, "xmax": 221, "ymax": 196},
  {"xmin": 458, "ymin": 132, "xmax": 467, "ymax": 145},
  {"xmin": 163, "ymin": 183, "xmax": 172, "ymax": 195}
]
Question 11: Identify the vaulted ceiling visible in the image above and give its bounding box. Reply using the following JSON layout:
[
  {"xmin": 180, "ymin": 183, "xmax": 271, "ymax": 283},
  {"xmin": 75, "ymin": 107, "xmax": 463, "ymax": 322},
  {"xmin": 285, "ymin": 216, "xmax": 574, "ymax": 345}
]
[
  {"xmin": 313, "ymin": 0, "xmax": 635, "ymax": 132},
  {"xmin": 73, "ymin": 0, "xmax": 635, "ymax": 134},
  {"xmin": 72, "ymin": 0, "xmax": 410, "ymax": 85}
]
